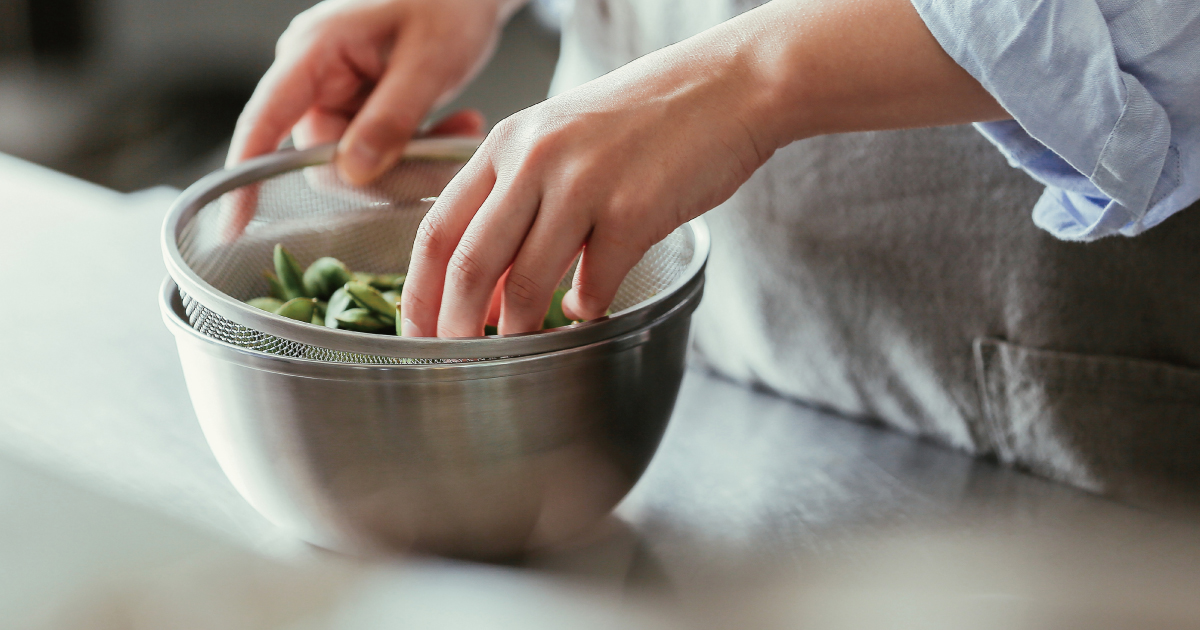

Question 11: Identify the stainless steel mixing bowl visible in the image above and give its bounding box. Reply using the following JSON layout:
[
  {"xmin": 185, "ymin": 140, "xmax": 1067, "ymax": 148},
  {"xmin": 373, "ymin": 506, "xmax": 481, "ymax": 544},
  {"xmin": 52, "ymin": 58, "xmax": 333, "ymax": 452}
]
[
  {"xmin": 161, "ymin": 267, "xmax": 705, "ymax": 560},
  {"xmin": 159, "ymin": 144, "xmax": 710, "ymax": 559}
]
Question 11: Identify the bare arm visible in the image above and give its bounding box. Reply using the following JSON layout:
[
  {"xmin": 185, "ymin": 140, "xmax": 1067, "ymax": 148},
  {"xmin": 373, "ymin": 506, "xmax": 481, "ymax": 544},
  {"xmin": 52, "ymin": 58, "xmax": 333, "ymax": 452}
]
[{"xmin": 399, "ymin": 0, "xmax": 1009, "ymax": 338}]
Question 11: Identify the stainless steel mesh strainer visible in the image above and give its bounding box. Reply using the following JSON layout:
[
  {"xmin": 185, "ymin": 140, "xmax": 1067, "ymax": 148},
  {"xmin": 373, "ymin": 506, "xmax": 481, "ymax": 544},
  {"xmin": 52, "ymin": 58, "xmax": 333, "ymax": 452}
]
[{"xmin": 162, "ymin": 140, "xmax": 708, "ymax": 364}]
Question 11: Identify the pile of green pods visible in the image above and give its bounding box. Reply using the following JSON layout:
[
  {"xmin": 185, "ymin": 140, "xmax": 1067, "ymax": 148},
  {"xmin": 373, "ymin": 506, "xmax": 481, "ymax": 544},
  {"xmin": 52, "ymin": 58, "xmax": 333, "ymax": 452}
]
[{"xmin": 246, "ymin": 244, "xmax": 575, "ymax": 336}]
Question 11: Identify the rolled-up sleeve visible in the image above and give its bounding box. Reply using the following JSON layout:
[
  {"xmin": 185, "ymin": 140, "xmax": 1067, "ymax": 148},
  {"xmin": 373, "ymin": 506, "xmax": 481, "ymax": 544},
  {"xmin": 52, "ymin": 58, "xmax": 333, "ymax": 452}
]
[{"xmin": 910, "ymin": 0, "xmax": 1200, "ymax": 240}]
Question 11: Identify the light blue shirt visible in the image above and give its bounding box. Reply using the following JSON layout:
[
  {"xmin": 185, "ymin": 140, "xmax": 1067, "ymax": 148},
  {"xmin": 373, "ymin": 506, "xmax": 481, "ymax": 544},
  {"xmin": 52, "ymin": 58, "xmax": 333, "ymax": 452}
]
[{"xmin": 911, "ymin": 0, "xmax": 1200, "ymax": 240}]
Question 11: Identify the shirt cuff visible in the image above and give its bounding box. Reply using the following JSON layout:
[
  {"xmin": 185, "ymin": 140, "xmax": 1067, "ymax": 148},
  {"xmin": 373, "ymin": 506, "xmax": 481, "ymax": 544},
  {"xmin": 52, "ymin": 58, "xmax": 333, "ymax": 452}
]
[{"xmin": 910, "ymin": 0, "xmax": 1179, "ymax": 240}]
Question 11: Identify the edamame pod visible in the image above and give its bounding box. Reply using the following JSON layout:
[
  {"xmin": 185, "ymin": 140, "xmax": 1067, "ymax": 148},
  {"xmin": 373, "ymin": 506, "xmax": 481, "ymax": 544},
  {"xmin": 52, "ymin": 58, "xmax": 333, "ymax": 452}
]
[
  {"xmin": 302, "ymin": 257, "xmax": 352, "ymax": 301},
  {"xmin": 274, "ymin": 297, "xmax": 317, "ymax": 322},
  {"xmin": 346, "ymin": 281, "xmax": 397, "ymax": 323},
  {"xmin": 273, "ymin": 244, "xmax": 307, "ymax": 299},
  {"xmin": 325, "ymin": 287, "xmax": 354, "ymax": 329},
  {"xmin": 375, "ymin": 273, "xmax": 406, "ymax": 290},
  {"xmin": 264, "ymin": 271, "xmax": 287, "ymax": 300},
  {"xmin": 335, "ymin": 308, "xmax": 389, "ymax": 333},
  {"xmin": 247, "ymin": 297, "xmax": 284, "ymax": 312},
  {"xmin": 352, "ymin": 272, "xmax": 405, "ymax": 291}
]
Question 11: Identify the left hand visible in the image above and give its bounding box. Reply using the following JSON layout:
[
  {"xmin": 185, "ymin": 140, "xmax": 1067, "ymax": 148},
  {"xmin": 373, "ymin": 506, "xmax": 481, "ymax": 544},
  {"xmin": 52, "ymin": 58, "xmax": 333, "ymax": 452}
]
[{"xmin": 400, "ymin": 30, "xmax": 774, "ymax": 337}]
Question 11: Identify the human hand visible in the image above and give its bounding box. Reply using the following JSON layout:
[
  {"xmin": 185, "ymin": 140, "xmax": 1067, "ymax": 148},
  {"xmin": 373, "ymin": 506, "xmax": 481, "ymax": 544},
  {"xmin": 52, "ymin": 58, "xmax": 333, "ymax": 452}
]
[
  {"xmin": 226, "ymin": 0, "xmax": 526, "ymax": 182},
  {"xmin": 400, "ymin": 0, "xmax": 1009, "ymax": 338},
  {"xmin": 400, "ymin": 26, "xmax": 777, "ymax": 338}
]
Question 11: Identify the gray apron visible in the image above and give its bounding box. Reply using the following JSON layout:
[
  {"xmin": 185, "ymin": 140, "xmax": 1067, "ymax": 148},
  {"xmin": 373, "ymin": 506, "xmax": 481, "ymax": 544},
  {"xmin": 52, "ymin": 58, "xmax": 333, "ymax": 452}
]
[{"xmin": 553, "ymin": 0, "xmax": 1200, "ymax": 508}]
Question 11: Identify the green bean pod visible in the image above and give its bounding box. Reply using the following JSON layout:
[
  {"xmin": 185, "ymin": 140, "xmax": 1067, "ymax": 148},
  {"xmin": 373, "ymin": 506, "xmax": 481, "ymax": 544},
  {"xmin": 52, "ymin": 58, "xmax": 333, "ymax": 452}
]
[
  {"xmin": 335, "ymin": 308, "xmax": 389, "ymax": 333},
  {"xmin": 375, "ymin": 273, "xmax": 406, "ymax": 290},
  {"xmin": 325, "ymin": 287, "xmax": 354, "ymax": 329},
  {"xmin": 352, "ymin": 272, "xmax": 406, "ymax": 291},
  {"xmin": 302, "ymin": 257, "xmax": 352, "ymax": 301},
  {"xmin": 247, "ymin": 297, "xmax": 284, "ymax": 312},
  {"xmin": 273, "ymin": 244, "xmax": 308, "ymax": 299},
  {"xmin": 263, "ymin": 271, "xmax": 287, "ymax": 300},
  {"xmin": 346, "ymin": 281, "xmax": 398, "ymax": 323},
  {"xmin": 274, "ymin": 297, "xmax": 317, "ymax": 322}
]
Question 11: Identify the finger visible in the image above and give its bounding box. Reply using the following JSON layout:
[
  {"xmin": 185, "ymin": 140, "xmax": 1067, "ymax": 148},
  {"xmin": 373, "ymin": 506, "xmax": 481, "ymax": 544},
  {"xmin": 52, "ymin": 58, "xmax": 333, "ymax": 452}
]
[
  {"xmin": 561, "ymin": 227, "xmax": 646, "ymax": 321},
  {"xmin": 227, "ymin": 53, "xmax": 319, "ymax": 167},
  {"xmin": 217, "ymin": 182, "xmax": 261, "ymax": 242},
  {"xmin": 423, "ymin": 109, "xmax": 487, "ymax": 138},
  {"xmin": 486, "ymin": 268, "xmax": 508, "ymax": 327},
  {"xmin": 399, "ymin": 154, "xmax": 496, "ymax": 337},
  {"xmin": 293, "ymin": 109, "xmax": 350, "ymax": 149},
  {"xmin": 498, "ymin": 208, "xmax": 592, "ymax": 334},
  {"xmin": 437, "ymin": 177, "xmax": 542, "ymax": 338},
  {"xmin": 337, "ymin": 37, "xmax": 461, "ymax": 185}
]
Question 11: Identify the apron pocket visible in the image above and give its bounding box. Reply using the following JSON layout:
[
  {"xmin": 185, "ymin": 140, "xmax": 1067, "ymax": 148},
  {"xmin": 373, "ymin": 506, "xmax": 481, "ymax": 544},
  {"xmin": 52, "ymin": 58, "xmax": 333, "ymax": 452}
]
[{"xmin": 974, "ymin": 338, "xmax": 1200, "ymax": 507}]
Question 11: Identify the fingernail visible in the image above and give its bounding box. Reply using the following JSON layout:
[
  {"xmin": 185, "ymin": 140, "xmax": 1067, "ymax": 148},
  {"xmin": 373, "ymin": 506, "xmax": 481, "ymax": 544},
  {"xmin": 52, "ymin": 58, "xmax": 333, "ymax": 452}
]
[
  {"xmin": 561, "ymin": 289, "xmax": 580, "ymax": 321},
  {"xmin": 401, "ymin": 318, "xmax": 423, "ymax": 337},
  {"xmin": 339, "ymin": 140, "xmax": 381, "ymax": 183}
]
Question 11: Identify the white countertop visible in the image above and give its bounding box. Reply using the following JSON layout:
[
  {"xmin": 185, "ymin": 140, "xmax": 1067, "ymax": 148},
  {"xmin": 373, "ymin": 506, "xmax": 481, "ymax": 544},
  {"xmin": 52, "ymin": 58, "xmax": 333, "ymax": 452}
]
[{"xmin": 3, "ymin": 153, "xmax": 1198, "ymax": 628}]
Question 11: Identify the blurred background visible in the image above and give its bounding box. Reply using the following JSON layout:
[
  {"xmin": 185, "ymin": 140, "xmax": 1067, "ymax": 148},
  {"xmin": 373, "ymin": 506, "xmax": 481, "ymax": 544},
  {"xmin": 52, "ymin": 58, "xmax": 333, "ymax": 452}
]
[{"xmin": 0, "ymin": 0, "xmax": 561, "ymax": 192}]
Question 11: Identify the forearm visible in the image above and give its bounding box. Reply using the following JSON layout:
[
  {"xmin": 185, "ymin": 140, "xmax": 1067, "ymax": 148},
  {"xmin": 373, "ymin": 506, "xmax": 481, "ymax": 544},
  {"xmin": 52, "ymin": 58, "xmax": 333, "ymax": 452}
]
[{"xmin": 676, "ymin": 0, "xmax": 1011, "ymax": 156}]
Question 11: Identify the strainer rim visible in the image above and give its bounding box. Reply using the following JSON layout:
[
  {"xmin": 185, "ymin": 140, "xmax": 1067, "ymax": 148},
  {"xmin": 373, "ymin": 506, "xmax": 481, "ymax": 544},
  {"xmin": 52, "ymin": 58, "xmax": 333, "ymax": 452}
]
[
  {"xmin": 160, "ymin": 275, "xmax": 703, "ymax": 377},
  {"xmin": 161, "ymin": 143, "xmax": 710, "ymax": 361}
]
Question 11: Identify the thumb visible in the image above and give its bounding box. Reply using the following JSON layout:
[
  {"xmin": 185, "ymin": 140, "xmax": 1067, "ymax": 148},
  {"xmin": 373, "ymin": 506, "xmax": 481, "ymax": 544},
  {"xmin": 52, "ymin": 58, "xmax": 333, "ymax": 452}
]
[{"xmin": 336, "ymin": 39, "xmax": 464, "ymax": 185}]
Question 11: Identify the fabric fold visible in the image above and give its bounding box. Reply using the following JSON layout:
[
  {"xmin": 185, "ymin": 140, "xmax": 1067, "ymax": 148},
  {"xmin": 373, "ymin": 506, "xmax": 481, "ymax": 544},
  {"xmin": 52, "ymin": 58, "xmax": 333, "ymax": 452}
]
[{"xmin": 911, "ymin": 0, "xmax": 1199, "ymax": 240}]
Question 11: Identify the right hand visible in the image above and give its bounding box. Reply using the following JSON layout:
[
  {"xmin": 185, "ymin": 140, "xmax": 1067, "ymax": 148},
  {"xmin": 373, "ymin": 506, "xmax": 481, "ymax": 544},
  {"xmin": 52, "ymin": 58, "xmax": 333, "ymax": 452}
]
[{"xmin": 226, "ymin": 0, "xmax": 526, "ymax": 184}]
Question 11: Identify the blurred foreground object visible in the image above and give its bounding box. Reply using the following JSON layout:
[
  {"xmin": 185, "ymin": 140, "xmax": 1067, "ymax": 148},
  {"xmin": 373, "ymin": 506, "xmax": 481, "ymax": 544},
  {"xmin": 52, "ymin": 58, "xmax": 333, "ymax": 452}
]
[{"xmin": 698, "ymin": 516, "xmax": 1200, "ymax": 630}]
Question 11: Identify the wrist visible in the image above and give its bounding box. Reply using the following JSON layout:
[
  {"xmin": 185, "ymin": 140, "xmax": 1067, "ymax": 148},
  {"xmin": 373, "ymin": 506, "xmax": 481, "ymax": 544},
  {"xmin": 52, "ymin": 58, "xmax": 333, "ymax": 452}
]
[
  {"xmin": 717, "ymin": 1, "xmax": 819, "ymax": 153},
  {"xmin": 708, "ymin": 0, "xmax": 1009, "ymax": 150},
  {"xmin": 676, "ymin": 5, "xmax": 802, "ymax": 166}
]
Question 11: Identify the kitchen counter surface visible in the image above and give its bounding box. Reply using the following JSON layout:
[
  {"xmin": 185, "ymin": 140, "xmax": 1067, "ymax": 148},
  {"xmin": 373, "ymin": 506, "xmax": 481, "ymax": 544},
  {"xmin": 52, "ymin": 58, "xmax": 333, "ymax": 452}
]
[{"xmin": 3, "ymin": 153, "xmax": 1197, "ymax": 627}]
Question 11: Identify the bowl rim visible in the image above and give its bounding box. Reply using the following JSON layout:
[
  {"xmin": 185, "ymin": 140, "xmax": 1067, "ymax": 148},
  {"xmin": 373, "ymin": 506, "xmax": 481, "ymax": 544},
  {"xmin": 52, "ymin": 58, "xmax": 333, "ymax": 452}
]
[
  {"xmin": 160, "ymin": 276, "xmax": 703, "ymax": 381},
  {"xmin": 161, "ymin": 142, "xmax": 710, "ymax": 360}
]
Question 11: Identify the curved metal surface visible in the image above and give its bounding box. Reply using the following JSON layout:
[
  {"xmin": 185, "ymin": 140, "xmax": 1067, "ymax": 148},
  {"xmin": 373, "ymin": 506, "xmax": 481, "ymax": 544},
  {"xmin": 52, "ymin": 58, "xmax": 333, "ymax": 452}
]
[
  {"xmin": 160, "ymin": 277, "xmax": 701, "ymax": 559},
  {"xmin": 161, "ymin": 143, "xmax": 711, "ymax": 360}
]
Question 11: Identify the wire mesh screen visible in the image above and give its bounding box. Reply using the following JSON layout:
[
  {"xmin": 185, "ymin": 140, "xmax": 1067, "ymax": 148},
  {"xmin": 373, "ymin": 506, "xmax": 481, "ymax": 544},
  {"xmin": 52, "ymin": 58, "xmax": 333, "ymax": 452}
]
[{"xmin": 174, "ymin": 157, "xmax": 696, "ymax": 364}]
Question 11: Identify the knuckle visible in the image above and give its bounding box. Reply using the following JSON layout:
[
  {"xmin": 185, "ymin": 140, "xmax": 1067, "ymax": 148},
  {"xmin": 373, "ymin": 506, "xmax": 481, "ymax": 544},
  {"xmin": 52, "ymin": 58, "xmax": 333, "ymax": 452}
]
[
  {"xmin": 504, "ymin": 271, "xmax": 544, "ymax": 307},
  {"xmin": 446, "ymin": 246, "xmax": 488, "ymax": 292},
  {"xmin": 489, "ymin": 116, "xmax": 516, "ymax": 142},
  {"xmin": 414, "ymin": 211, "xmax": 450, "ymax": 255},
  {"xmin": 357, "ymin": 111, "xmax": 417, "ymax": 149},
  {"xmin": 400, "ymin": 286, "xmax": 435, "ymax": 313},
  {"xmin": 491, "ymin": 110, "xmax": 533, "ymax": 144},
  {"xmin": 279, "ymin": 9, "xmax": 324, "ymax": 52},
  {"xmin": 385, "ymin": 109, "xmax": 422, "ymax": 138},
  {"xmin": 604, "ymin": 196, "xmax": 639, "ymax": 230},
  {"xmin": 573, "ymin": 284, "xmax": 609, "ymax": 315},
  {"xmin": 523, "ymin": 131, "xmax": 563, "ymax": 169},
  {"xmin": 555, "ymin": 170, "xmax": 593, "ymax": 207}
]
